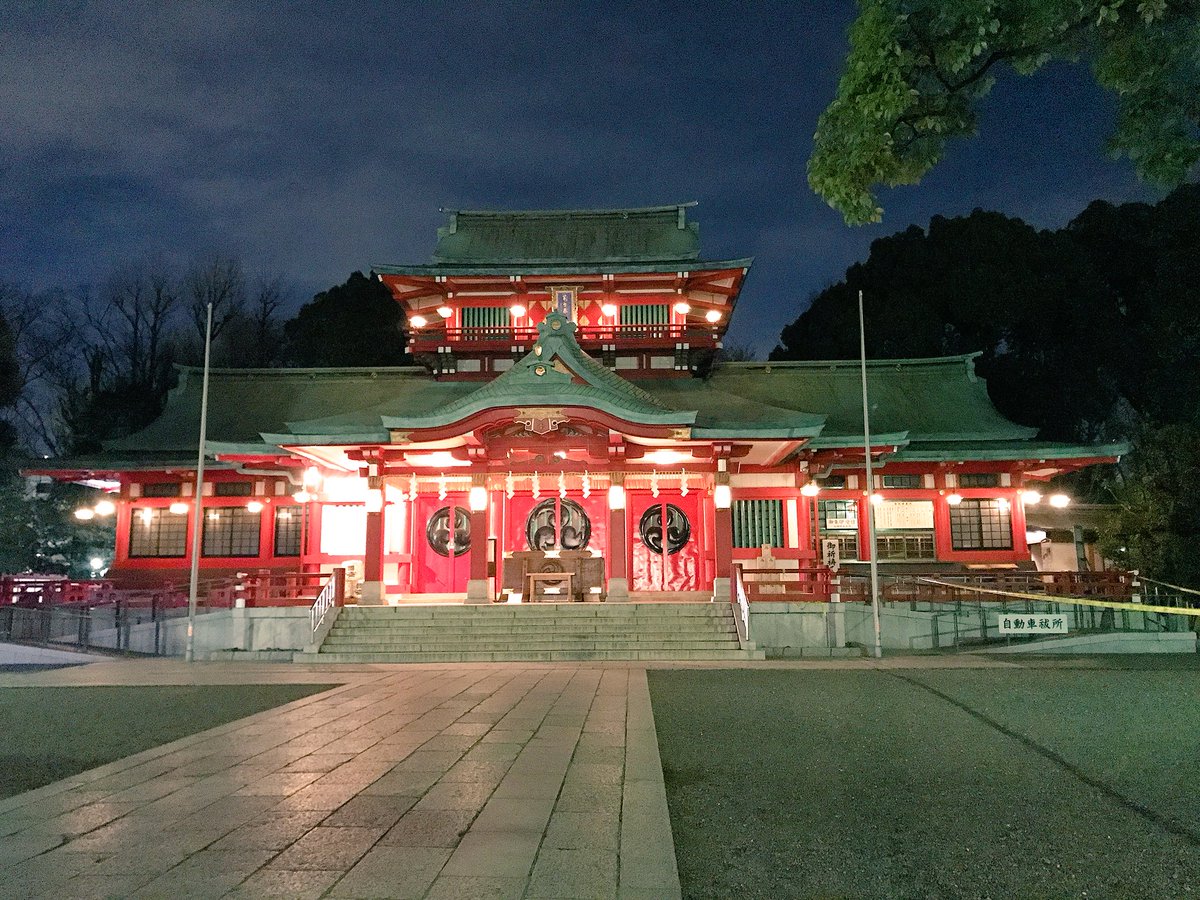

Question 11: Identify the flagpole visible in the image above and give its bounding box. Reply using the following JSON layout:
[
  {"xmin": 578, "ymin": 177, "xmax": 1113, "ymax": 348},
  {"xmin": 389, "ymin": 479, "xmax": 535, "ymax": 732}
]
[
  {"xmin": 185, "ymin": 303, "xmax": 213, "ymax": 663},
  {"xmin": 859, "ymin": 290, "xmax": 883, "ymax": 659}
]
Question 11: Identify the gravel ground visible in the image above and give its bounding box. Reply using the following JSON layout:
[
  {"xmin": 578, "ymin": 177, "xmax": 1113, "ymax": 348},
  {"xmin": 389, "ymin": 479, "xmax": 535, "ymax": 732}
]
[
  {"xmin": 649, "ymin": 661, "xmax": 1200, "ymax": 899},
  {"xmin": 0, "ymin": 684, "xmax": 331, "ymax": 798}
]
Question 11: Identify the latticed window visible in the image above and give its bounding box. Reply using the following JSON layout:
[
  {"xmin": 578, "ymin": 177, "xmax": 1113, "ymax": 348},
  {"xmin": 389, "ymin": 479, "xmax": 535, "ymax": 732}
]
[
  {"xmin": 461, "ymin": 306, "xmax": 509, "ymax": 336},
  {"xmin": 141, "ymin": 482, "xmax": 182, "ymax": 498},
  {"xmin": 950, "ymin": 499, "xmax": 1013, "ymax": 550},
  {"xmin": 619, "ymin": 304, "xmax": 669, "ymax": 326},
  {"xmin": 128, "ymin": 507, "xmax": 187, "ymax": 558},
  {"xmin": 202, "ymin": 507, "xmax": 261, "ymax": 557},
  {"xmin": 959, "ymin": 473, "xmax": 1001, "ymax": 488},
  {"xmin": 732, "ymin": 499, "xmax": 784, "ymax": 549},
  {"xmin": 214, "ymin": 481, "xmax": 253, "ymax": 497},
  {"xmin": 882, "ymin": 474, "xmax": 921, "ymax": 489},
  {"xmin": 818, "ymin": 499, "xmax": 859, "ymax": 560},
  {"xmin": 274, "ymin": 507, "xmax": 301, "ymax": 557},
  {"xmin": 875, "ymin": 533, "xmax": 936, "ymax": 560}
]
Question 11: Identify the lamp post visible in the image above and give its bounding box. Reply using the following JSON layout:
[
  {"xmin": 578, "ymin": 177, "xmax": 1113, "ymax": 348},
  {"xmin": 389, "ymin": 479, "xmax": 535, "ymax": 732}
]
[
  {"xmin": 859, "ymin": 290, "xmax": 883, "ymax": 659},
  {"xmin": 185, "ymin": 303, "xmax": 213, "ymax": 663}
]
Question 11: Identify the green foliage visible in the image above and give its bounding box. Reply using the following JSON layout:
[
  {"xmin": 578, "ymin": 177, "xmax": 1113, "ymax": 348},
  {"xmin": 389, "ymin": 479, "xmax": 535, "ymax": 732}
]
[
  {"xmin": 773, "ymin": 184, "xmax": 1200, "ymax": 444},
  {"xmin": 283, "ymin": 271, "xmax": 410, "ymax": 367},
  {"xmin": 0, "ymin": 461, "xmax": 114, "ymax": 577},
  {"xmin": 810, "ymin": 0, "xmax": 1200, "ymax": 224},
  {"xmin": 1101, "ymin": 424, "xmax": 1200, "ymax": 586}
]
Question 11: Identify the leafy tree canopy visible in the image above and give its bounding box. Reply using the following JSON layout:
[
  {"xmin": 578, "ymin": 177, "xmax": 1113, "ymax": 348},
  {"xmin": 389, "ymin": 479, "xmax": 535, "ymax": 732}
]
[
  {"xmin": 772, "ymin": 183, "xmax": 1200, "ymax": 443},
  {"xmin": 810, "ymin": 0, "xmax": 1200, "ymax": 224},
  {"xmin": 283, "ymin": 271, "xmax": 409, "ymax": 368}
]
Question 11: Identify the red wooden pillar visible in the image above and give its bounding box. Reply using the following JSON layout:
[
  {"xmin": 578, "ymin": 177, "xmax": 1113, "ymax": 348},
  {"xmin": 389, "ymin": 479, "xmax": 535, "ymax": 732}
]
[
  {"xmin": 713, "ymin": 478, "xmax": 733, "ymax": 602},
  {"xmin": 466, "ymin": 481, "xmax": 490, "ymax": 603},
  {"xmin": 607, "ymin": 486, "xmax": 629, "ymax": 602},
  {"xmin": 361, "ymin": 509, "xmax": 385, "ymax": 605}
]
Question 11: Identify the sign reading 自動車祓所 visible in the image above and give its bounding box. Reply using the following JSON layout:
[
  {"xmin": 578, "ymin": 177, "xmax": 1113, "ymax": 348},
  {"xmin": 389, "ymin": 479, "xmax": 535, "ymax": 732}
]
[{"xmin": 996, "ymin": 614, "xmax": 1069, "ymax": 634}]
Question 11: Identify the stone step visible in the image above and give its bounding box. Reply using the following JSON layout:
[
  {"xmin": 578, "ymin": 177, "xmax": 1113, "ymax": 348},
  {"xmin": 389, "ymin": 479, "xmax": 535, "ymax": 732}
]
[
  {"xmin": 326, "ymin": 624, "xmax": 739, "ymax": 638},
  {"xmin": 296, "ymin": 647, "xmax": 766, "ymax": 663},
  {"xmin": 333, "ymin": 609, "xmax": 734, "ymax": 624},
  {"xmin": 321, "ymin": 638, "xmax": 744, "ymax": 652}
]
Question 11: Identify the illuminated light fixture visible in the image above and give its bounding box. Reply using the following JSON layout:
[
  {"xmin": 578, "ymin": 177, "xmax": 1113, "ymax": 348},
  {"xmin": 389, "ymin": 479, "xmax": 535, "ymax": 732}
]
[
  {"xmin": 646, "ymin": 449, "xmax": 689, "ymax": 466},
  {"xmin": 1021, "ymin": 490, "xmax": 1043, "ymax": 505},
  {"xmin": 94, "ymin": 499, "xmax": 116, "ymax": 516},
  {"xmin": 169, "ymin": 502, "xmax": 189, "ymax": 515},
  {"xmin": 673, "ymin": 301, "xmax": 691, "ymax": 315},
  {"xmin": 1048, "ymin": 493, "xmax": 1071, "ymax": 508},
  {"xmin": 553, "ymin": 450, "xmax": 567, "ymax": 459},
  {"xmin": 246, "ymin": 500, "xmax": 264, "ymax": 513},
  {"xmin": 713, "ymin": 484, "xmax": 732, "ymax": 509},
  {"xmin": 608, "ymin": 484, "xmax": 626, "ymax": 509},
  {"xmin": 365, "ymin": 489, "xmax": 384, "ymax": 513},
  {"xmin": 89, "ymin": 557, "xmax": 104, "ymax": 570},
  {"xmin": 302, "ymin": 466, "xmax": 323, "ymax": 492},
  {"xmin": 74, "ymin": 507, "xmax": 95, "ymax": 521},
  {"xmin": 870, "ymin": 493, "xmax": 884, "ymax": 505},
  {"xmin": 410, "ymin": 315, "xmax": 427, "ymax": 329},
  {"xmin": 468, "ymin": 485, "xmax": 487, "ymax": 511},
  {"xmin": 946, "ymin": 493, "xmax": 963, "ymax": 506},
  {"xmin": 437, "ymin": 305, "xmax": 453, "ymax": 319},
  {"xmin": 800, "ymin": 481, "xmax": 820, "ymax": 497},
  {"xmin": 705, "ymin": 309, "xmax": 722, "ymax": 324},
  {"xmin": 509, "ymin": 304, "xmax": 526, "ymax": 318},
  {"xmin": 601, "ymin": 302, "xmax": 618, "ymax": 318},
  {"xmin": 139, "ymin": 508, "xmax": 154, "ymax": 525},
  {"xmin": 997, "ymin": 497, "xmax": 1011, "ymax": 512},
  {"xmin": 292, "ymin": 490, "xmax": 312, "ymax": 503}
]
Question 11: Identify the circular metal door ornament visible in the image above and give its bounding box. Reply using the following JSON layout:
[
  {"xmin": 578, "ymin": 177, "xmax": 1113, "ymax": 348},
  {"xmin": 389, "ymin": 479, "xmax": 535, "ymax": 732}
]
[
  {"xmin": 427, "ymin": 506, "xmax": 471, "ymax": 557},
  {"xmin": 638, "ymin": 503, "xmax": 691, "ymax": 555},
  {"xmin": 525, "ymin": 498, "xmax": 591, "ymax": 551}
]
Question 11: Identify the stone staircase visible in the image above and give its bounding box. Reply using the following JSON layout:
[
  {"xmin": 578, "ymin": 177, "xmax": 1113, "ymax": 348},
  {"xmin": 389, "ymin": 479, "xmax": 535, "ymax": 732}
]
[{"xmin": 294, "ymin": 602, "xmax": 765, "ymax": 663}]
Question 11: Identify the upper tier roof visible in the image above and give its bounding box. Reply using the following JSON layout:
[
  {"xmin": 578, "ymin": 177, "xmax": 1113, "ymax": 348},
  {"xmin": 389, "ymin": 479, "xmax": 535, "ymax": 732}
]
[{"xmin": 433, "ymin": 204, "xmax": 701, "ymax": 266}]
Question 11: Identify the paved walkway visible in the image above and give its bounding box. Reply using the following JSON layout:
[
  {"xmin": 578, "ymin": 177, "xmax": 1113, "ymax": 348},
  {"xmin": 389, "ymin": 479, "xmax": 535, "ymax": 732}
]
[{"xmin": 0, "ymin": 662, "xmax": 681, "ymax": 899}]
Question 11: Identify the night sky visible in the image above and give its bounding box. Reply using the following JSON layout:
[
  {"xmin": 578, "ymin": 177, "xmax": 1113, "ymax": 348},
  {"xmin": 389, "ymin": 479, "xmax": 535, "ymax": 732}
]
[{"xmin": 1, "ymin": 1, "xmax": 1159, "ymax": 354}]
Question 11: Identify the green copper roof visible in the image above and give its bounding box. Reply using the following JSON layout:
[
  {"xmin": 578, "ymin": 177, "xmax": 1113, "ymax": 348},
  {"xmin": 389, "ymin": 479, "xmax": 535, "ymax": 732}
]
[
  {"xmin": 35, "ymin": 339, "xmax": 1119, "ymax": 475},
  {"xmin": 691, "ymin": 355, "xmax": 1038, "ymax": 444},
  {"xmin": 381, "ymin": 313, "xmax": 694, "ymax": 432},
  {"xmin": 433, "ymin": 204, "xmax": 701, "ymax": 266}
]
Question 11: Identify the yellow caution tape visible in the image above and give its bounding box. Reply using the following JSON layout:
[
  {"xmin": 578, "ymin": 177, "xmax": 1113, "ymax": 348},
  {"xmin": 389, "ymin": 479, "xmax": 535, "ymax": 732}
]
[
  {"xmin": 1138, "ymin": 575, "xmax": 1200, "ymax": 597},
  {"xmin": 915, "ymin": 577, "xmax": 1200, "ymax": 618}
]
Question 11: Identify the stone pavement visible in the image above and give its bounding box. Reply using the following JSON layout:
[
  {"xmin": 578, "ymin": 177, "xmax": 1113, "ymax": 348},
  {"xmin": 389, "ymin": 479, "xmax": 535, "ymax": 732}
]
[{"xmin": 0, "ymin": 662, "xmax": 681, "ymax": 899}]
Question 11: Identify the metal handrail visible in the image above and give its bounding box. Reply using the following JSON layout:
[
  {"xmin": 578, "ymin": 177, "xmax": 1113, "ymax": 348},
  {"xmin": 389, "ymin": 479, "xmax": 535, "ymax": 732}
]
[
  {"xmin": 731, "ymin": 564, "xmax": 751, "ymax": 647},
  {"xmin": 310, "ymin": 568, "xmax": 345, "ymax": 635}
]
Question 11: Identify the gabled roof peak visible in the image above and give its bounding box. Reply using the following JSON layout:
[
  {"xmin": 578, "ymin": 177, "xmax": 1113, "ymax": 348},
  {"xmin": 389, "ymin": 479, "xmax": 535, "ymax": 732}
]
[{"xmin": 431, "ymin": 203, "xmax": 702, "ymax": 266}]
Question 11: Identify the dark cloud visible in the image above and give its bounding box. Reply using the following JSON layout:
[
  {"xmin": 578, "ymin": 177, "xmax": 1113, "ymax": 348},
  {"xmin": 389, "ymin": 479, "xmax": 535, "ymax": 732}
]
[{"xmin": 1, "ymin": 1, "xmax": 1157, "ymax": 354}]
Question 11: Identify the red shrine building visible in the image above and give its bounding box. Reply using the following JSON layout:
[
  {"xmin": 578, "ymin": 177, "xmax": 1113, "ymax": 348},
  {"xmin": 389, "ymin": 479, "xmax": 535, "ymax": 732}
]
[{"xmin": 42, "ymin": 205, "xmax": 1123, "ymax": 604}]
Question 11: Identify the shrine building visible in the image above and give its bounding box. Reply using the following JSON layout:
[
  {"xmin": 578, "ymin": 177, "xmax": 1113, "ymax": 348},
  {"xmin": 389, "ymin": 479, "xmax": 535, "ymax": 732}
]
[{"xmin": 40, "ymin": 204, "xmax": 1124, "ymax": 605}]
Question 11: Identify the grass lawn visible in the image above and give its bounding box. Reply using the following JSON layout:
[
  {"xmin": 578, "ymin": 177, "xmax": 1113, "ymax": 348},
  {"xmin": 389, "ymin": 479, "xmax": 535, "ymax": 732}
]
[
  {"xmin": 0, "ymin": 684, "xmax": 332, "ymax": 799},
  {"xmin": 649, "ymin": 663, "xmax": 1200, "ymax": 899}
]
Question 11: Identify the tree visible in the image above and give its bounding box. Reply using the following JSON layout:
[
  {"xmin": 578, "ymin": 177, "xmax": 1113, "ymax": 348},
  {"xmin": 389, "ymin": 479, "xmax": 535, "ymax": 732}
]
[
  {"xmin": 1101, "ymin": 423, "xmax": 1200, "ymax": 587},
  {"xmin": 282, "ymin": 271, "xmax": 409, "ymax": 368},
  {"xmin": 772, "ymin": 207, "xmax": 1128, "ymax": 441},
  {"xmin": 809, "ymin": 0, "xmax": 1200, "ymax": 224}
]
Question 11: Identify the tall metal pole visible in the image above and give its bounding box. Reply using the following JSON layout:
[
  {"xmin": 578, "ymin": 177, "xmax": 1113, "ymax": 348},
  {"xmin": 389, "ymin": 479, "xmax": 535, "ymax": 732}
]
[
  {"xmin": 859, "ymin": 290, "xmax": 883, "ymax": 659},
  {"xmin": 185, "ymin": 303, "xmax": 213, "ymax": 663}
]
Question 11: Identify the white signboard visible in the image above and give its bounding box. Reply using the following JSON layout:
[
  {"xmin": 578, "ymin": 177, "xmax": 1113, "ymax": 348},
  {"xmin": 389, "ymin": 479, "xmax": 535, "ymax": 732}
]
[
  {"xmin": 825, "ymin": 513, "xmax": 857, "ymax": 530},
  {"xmin": 874, "ymin": 500, "xmax": 934, "ymax": 531},
  {"xmin": 996, "ymin": 614, "xmax": 1069, "ymax": 634},
  {"xmin": 821, "ymin": 538, "xmax": 841, "ymax": 570}
]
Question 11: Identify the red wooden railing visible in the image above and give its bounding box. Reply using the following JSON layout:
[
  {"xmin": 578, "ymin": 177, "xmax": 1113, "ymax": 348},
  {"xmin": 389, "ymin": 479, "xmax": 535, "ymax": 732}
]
[
  {"xmin": 411, "ymin": 323, "xmax": 720, "ymax": 348},
  {"xmin": 734, "ymin": 563, "xmax": 837, "ymax": 603}
]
